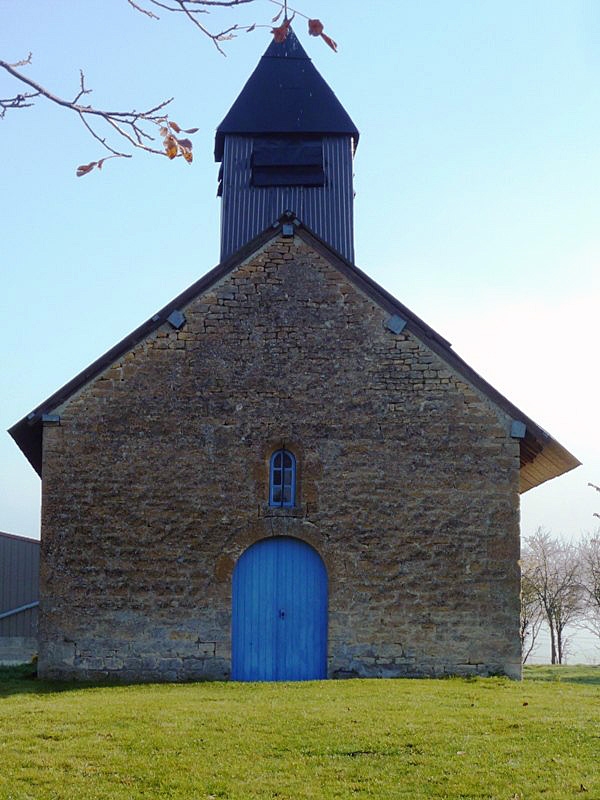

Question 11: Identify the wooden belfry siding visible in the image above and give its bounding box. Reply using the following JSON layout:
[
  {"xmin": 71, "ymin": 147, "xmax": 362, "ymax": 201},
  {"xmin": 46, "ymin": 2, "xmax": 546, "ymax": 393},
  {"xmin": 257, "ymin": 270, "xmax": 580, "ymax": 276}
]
[
  {"xmin": 220, "ymin": 136, "xmax": 355, "ymax": 262},
  {"xmin": 38, "ymin": 235, "xmax": 521, "ymax": 682}
]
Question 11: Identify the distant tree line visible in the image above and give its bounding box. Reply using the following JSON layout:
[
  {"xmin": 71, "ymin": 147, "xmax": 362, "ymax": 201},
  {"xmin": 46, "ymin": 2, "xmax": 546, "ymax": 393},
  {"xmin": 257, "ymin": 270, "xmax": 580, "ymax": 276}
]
[{"xmin": 521, "ymin": 528, "xmax": 600, "ymax": 664}]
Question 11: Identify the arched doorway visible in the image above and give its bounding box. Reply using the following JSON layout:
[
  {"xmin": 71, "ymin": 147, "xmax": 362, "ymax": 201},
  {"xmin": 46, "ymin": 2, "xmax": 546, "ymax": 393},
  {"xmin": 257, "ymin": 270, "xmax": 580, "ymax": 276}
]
[{"xmin": 231, "ymin": 537, "xmax": 328, "ymax": 681}]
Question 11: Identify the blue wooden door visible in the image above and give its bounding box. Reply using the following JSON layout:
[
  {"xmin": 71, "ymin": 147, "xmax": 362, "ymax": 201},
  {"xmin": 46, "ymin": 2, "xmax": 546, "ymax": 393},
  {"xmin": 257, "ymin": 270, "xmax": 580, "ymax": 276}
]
[{"xmin": 231, "ymin": 537, "xmax": 328, "ymax": 681}]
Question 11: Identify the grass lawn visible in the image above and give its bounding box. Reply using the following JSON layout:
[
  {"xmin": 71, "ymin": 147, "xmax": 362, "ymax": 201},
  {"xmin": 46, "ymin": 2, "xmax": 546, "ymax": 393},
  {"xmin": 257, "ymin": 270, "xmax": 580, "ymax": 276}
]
[{"xmin": 0, "ymin": 664, "xmax": 598, "ymax": 799}]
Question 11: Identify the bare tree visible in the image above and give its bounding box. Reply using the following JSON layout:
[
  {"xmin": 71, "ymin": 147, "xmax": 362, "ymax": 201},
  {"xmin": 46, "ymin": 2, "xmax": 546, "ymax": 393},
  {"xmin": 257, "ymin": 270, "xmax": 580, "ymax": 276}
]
[
  {"xmin": 523, "ymin": 529, "xmax": 583, "ymax": 664},
  {"xmin": 0, "ymin": 1, "xmax": 337, "ymax": 173},
  {"xmin": 578, "ymin": 531, "xmax": 600, "ymax": 641},
  {"xmin": 520, "ymin": 566, "xmax": 544, "ymax": 663}
]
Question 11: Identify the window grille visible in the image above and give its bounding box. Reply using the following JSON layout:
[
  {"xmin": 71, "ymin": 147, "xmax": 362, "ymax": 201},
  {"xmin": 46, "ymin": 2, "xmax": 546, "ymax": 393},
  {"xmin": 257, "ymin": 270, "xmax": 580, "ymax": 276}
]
[{"xmin": 269, "ymin": 449, "xmax": 296, "ymax": 507}]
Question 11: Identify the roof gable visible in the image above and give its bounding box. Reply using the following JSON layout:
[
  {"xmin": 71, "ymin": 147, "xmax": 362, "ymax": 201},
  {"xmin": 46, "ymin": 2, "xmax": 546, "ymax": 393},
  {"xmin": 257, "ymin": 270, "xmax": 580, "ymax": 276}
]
[{"xmin": 9, "ymin": 217, "xmax": 579, "ymax": 491}]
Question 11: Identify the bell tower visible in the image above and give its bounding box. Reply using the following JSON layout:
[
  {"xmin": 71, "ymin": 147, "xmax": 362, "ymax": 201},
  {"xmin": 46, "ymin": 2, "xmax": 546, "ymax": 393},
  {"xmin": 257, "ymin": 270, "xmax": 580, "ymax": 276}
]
[{"xmin": 215, "ymin": 29, "xmax": 359, "ymax": 263}]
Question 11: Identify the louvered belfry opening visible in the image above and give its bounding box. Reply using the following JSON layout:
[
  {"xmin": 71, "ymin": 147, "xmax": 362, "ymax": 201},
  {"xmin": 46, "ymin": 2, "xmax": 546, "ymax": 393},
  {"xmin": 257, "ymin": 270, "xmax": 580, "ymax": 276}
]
[
  {"xmin": 215, "ymin": 28, "xmax": 359, "ymax": 263},
  {"xmin": 251, "ymin": 138, "xmax": 325, "ymax": 188}
]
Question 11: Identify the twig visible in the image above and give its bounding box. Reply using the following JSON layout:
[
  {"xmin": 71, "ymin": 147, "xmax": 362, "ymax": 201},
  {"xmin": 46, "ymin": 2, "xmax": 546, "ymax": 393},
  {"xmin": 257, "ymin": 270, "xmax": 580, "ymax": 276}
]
[
  {"xmin": 128, "ymin": 0, "xmax": 261, "ymax": 54},
  {"xmin": 9, "ymin": 52, "xmax": 33, "ymax": 68},
  {"xmin": 126, "ymin": 0, "xmax": 160, "ymax": 18},
  {"xmin": 269, "ymin": 0, "xmax": 309, "ymax": 21},
  {"xmin": 78, "ymin": 113, "xmax": 131, "ymax": 157},
  {"xmin": 72, "ymin": 70, "xmax": 92, "ymax": 104},
  {"xmin": 0, "ymin": 90, "xmax": 40, "ymax": 116}
]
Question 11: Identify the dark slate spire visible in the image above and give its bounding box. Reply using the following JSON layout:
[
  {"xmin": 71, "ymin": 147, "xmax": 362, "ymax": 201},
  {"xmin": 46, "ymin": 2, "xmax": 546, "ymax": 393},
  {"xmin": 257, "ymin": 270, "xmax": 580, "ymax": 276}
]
[
  {"xmin": 214, "ymin": 28, "xmax": 359, "ymax": 161},
  {"xmin": 215, "ymin": 28, "xmax": 359, "ymax": 263}
]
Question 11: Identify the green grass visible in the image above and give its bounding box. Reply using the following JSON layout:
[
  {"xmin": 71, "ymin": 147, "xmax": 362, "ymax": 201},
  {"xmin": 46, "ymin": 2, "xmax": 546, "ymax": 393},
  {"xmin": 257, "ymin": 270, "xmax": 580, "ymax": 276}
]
[
  {"xmin": 523, "ymin": 663, "xmax": 600, "ymax": 685},
  {"xmin": 1, "ymin": 666, "xmax": 598, "ymax": 799}
]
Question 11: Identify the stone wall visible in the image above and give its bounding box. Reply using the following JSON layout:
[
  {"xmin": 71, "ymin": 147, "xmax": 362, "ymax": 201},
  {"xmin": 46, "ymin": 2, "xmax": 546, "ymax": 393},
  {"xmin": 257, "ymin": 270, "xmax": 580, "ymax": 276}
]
[{"xmin": 39, "ymin": 234, "xmax": 521, "ymax": 681}]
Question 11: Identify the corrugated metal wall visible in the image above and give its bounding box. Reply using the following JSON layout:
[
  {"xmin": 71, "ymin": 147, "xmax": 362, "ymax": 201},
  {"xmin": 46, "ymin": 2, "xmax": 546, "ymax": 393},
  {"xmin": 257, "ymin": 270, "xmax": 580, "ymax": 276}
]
[
  {"xmin": 0, "ymin": 533, "xmax": 39, "ymax": 637},
  {"xmin": 220, "ymin": 136, "xmax": 355, "ymax": 263}
]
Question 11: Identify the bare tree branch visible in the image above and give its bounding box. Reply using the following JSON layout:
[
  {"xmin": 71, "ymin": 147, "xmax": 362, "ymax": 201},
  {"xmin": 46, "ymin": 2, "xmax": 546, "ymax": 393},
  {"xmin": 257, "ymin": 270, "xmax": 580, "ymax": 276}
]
[
  {"xmin": 1, "ymin": 1, "xmax": 335, "ymax": 170},
  {"xmin": 128, "ymin": 0, "xmax": 263, "ymax": 54},
  {"xmin": 0, "ymin": 90, "xmax": 40, "ymax": 116},
  {"xmin": 77, "ymin": 113, "xmax": 131, "ymax": 158},
  {"xmin": 1, "ymin": 52, "xmax": 39, "ymax": 115},
  {"xmin": 72, "ymin": 70, "xmax": 93, "ymax": 105},
  {"xmin": 270, "ymin": 0, "xmax": 308, "ymax": 21},
  {"xmin": 0, "ymin": 57, "xmax": 179, "ymax": 160},
  {"xmin": 132, "ymin": 0, "xmax": 256, "ymax": 12},
  {"xmin": 127, "ymin": 0, "xmax": 160, "ymax": 19}
]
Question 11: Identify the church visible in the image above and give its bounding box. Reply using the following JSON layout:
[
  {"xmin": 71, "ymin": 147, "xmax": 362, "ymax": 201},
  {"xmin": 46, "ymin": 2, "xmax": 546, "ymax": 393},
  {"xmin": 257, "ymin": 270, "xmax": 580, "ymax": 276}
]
[{"xmin": 9, "ymin": 29, "xmax": 579, "ymax": 682}]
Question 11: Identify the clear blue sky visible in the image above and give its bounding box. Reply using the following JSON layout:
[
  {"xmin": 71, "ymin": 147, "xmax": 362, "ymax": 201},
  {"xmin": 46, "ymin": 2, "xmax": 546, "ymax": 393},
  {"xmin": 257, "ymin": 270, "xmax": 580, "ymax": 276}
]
[{"xmin": 1, "ymin": 0, "xmax": 599, "ymax": 549}]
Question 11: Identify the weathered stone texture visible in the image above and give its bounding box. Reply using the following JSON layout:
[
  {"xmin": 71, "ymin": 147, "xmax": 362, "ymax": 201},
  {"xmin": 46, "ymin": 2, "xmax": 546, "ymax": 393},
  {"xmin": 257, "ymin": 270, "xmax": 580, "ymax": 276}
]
[{"xmin": 39, "ymin": 235, "xmax": 521, "ymax": 681}]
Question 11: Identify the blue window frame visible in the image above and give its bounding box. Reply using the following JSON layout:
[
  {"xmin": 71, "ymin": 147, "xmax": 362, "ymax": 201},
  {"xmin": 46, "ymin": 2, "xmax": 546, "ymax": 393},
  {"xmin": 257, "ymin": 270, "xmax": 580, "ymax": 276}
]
[{"xmin": 269, "ymin": 449, "xmax": 296, "ymax": 508}]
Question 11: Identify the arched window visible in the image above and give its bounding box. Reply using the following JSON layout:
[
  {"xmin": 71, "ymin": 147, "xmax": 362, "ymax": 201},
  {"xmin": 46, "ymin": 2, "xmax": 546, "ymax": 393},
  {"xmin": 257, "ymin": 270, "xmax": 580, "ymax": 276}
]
[{"xmin": 269, "ymin": 449, "xmax": 296, "ymax": 508}]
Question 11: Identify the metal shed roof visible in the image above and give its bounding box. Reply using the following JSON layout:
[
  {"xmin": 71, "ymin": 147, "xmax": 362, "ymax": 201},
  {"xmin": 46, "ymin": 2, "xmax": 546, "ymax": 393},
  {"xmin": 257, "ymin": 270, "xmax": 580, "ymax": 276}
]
[
  {"xmin": 214, "ymin": 28, "xmax": 359, "ymax": 161},
  {"xmin": 8, "ymin": 217, "xmax": 580, "ymax": 493}
]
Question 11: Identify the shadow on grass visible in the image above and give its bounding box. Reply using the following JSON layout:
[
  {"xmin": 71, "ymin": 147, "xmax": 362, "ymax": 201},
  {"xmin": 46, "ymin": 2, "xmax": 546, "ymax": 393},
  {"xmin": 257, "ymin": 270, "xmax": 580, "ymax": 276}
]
[
  {"xmin": 0, "ymin": 663, "xmax": 125, "ymax": 698},
  {"xmin": 4, "ymin": 663, "xmax": 600, "ymax": 697},
  {"xmin": 0, "ymin": 663, "xmax": 230, "ymax": 698},
  {"xmin": 524, "ymin": 664, "xmax": 600, "ymax": 685}
]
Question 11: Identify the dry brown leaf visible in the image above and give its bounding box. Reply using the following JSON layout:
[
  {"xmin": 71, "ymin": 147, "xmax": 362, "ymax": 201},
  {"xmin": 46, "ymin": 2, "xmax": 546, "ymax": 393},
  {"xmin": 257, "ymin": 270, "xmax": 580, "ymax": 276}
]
[
  {"xmin": 170, "ymin": 121, "xmax": 181, "ymax": 133},
  {"xmin": 321, "ymin": 32, "xmax": 338, "ymax": 52},
  {"xmin": 76, "ymin": 162, "xmax": 96, "ymax": 177},
  {"xmin": 164, "ymin": 134, "xmax": 178, "ymax": 159},
  {"xmin": 272, "ymin": 17, "xmax": 292, "ymax": 43},
  {"xmin": 308, "ymin": 19, "xmax": 324, "ymax": 36}
]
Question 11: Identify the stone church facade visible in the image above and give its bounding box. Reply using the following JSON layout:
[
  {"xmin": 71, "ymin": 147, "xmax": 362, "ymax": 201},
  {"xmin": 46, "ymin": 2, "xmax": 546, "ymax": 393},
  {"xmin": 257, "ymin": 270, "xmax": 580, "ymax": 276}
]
[{"xmin": 10, "ymin": 31, "xmax": 578, "ymax": 682}]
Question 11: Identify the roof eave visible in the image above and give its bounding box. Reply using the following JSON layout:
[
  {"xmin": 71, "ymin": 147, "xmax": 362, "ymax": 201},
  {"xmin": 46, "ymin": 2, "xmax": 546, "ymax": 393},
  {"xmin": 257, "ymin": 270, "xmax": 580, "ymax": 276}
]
[
  {"xmin": 293, "ymin": 225, "xmax": 581, "ymax": 493},
  {"xmin": 8, "ymin": 222, "xmax": 287, "ymax": 478}
]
